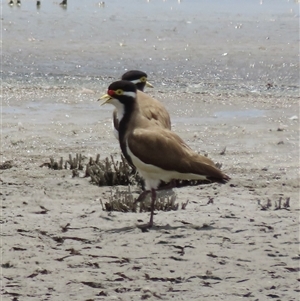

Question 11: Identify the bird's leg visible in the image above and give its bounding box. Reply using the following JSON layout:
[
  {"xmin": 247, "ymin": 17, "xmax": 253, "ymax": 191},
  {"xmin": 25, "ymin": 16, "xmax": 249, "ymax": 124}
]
[
  {"xmin": 149, "ymin": 188, "xmax": 157, "ymax": 227},
  {"xmin": 135, "ymin": 181, "xmax": 174, "ymax": 229},
  {"xmin": 134, "ymin": 190, "xmax": 150, "ymax": 204},
  {"xmin": 148, "ymin": 180, "xmax": 175, "ymax": 227},
  {"xmin": 157, "ymin": 179, "xmax": 176, "ymax": 191},
  {"xmin": 135, "ymin": 180, "xmax": 175, "ymax": 205}
]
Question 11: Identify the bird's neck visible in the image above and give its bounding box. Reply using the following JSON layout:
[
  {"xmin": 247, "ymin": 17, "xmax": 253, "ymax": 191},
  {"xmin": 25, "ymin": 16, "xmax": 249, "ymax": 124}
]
[
  {"xmin": 118, "ymin": 101, "xmax": 138, "ymax": 167},
  {"xmin": 118, "ymin": 101, "xmax": 136, "ymax": 134},
  {"xmin": 135, "ymin": 83, "xmax": 145, "ymax": 91}
]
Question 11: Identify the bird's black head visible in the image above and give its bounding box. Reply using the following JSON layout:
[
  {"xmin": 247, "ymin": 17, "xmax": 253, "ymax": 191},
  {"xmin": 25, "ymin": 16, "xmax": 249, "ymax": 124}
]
[
  {"xmin": 121, "ymin": 70, "xmax": 153, "ymax": 91},
  {"xmin": 107, "ymin": 80, "xmax": 137, "ymax": 106}
]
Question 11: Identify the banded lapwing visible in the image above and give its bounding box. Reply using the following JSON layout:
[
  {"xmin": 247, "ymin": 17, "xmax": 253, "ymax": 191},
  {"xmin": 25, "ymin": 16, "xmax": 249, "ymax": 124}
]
[
  {"xmin": 107, "ymin": 70, "xmax": 171, "ymax": 139},
  {"xmin": 122, "ymin": 70, "xmax": 153, "ymax": 91},
  {"xmin": 101, "ymin": 80, "xmax": 230, "ymax": 227}
]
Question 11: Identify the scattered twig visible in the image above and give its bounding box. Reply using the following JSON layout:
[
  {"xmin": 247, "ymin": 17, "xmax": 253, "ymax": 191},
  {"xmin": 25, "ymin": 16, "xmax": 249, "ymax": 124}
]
[
  {"xmin": 274, "ymin": 197, "xmax": 282, "ymax": 210},
  {"xmin": 219, "ymin": 147, "xmax": 226, "ymax": 155},
  {"xmin": 61, "ymin": 223, "xmax": 70, "ymax": 233},
  {"xmin": 258, "ymin": 198, "xmax": 272, "ymax": 210},
  {"xmin": 283, "ymin": 197, "xmax": 290, "ymax": 208},
  {"xmin": 0, "ymin": 160, "xmax": 14, "ymax": 170},
  {"xmin": 32, "ymin": 205, "xmax": 50, "ymax": 214},
  {"xmin": 101, "ymin": 187, "xmax": 188, "ymax": 213},
  {"xmin": 40, "ymin": 152, "xmax": 226, "ymax": 190},
  {"xmin": 207, "ymin": 197, "xmax": 214, "ymax": 204}
]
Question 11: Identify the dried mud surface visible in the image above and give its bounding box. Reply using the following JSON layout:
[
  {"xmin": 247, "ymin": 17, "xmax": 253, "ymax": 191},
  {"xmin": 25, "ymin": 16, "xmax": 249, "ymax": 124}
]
[{"xmin": 1, "ymin": 86, "xmax": 299, "ymax": 300}]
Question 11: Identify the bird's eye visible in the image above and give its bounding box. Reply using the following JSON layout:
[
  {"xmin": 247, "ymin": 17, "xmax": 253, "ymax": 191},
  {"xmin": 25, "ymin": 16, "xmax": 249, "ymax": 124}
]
[
  {"xmin": 115, "ymin": 89, "xmax": 123, "ymax": 95},
  {"xmin": 140, "ymin": 76, "xmax": 147, "ymax": 83}
]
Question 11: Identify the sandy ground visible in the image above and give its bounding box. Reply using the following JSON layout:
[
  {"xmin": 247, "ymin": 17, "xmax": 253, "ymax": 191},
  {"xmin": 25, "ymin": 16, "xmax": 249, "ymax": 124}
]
[{"xmin": 1, "ymin": 84, "xmax": 299, "ymax": 300}]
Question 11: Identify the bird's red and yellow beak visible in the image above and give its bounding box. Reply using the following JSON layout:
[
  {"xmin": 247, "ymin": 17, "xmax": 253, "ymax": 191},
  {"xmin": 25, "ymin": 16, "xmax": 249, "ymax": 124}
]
[{"xmin": 98, "ymin": 90, "xmax": 114, "ymax": 105}]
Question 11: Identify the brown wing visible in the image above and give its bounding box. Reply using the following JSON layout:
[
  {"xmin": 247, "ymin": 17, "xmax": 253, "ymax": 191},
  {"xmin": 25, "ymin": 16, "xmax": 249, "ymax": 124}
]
[
  {"xmin": 136, "ymin": 91, "xmax": 171, "ymax": 130},
  {"xmin": 128, "ymin": 128, "xmax": 229, "ymax": 182}
]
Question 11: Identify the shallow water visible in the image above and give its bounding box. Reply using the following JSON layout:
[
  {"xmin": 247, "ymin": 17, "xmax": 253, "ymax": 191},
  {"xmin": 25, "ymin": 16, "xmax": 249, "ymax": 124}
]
[
  {"xmin": 2, "ymin": 0, "xmax": 299, "ymax": 125},
  {"xmin": 2, "ymin": 0, "xmax": 299, "ymax": 84},
  {"xmin": 214, "ymin": 108, "xmax": 266, "ymax": 118}
]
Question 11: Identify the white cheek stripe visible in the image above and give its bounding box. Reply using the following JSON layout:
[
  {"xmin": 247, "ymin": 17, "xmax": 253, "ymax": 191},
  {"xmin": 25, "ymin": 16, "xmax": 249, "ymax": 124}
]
[
  {"xmin": 109, "ymin": 98, "xmax": 125, "ymax": 130},
  {"xmin": 109, "ymin": 91, "xmax": 136, "ymax": 139},
  {"xmin": 122, "ymin": 91, "xmax": 136, "ymax": 98},
  {"xmin": 130, "ymin": 79, "xmax": 141, "ymax": 84}
]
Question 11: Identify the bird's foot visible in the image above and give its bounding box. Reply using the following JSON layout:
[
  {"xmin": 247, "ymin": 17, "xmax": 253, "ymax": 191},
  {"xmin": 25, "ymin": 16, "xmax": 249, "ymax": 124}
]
[{"xmin": 136, "ymin": 221, "xmax": 154, "ymax": 232}]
